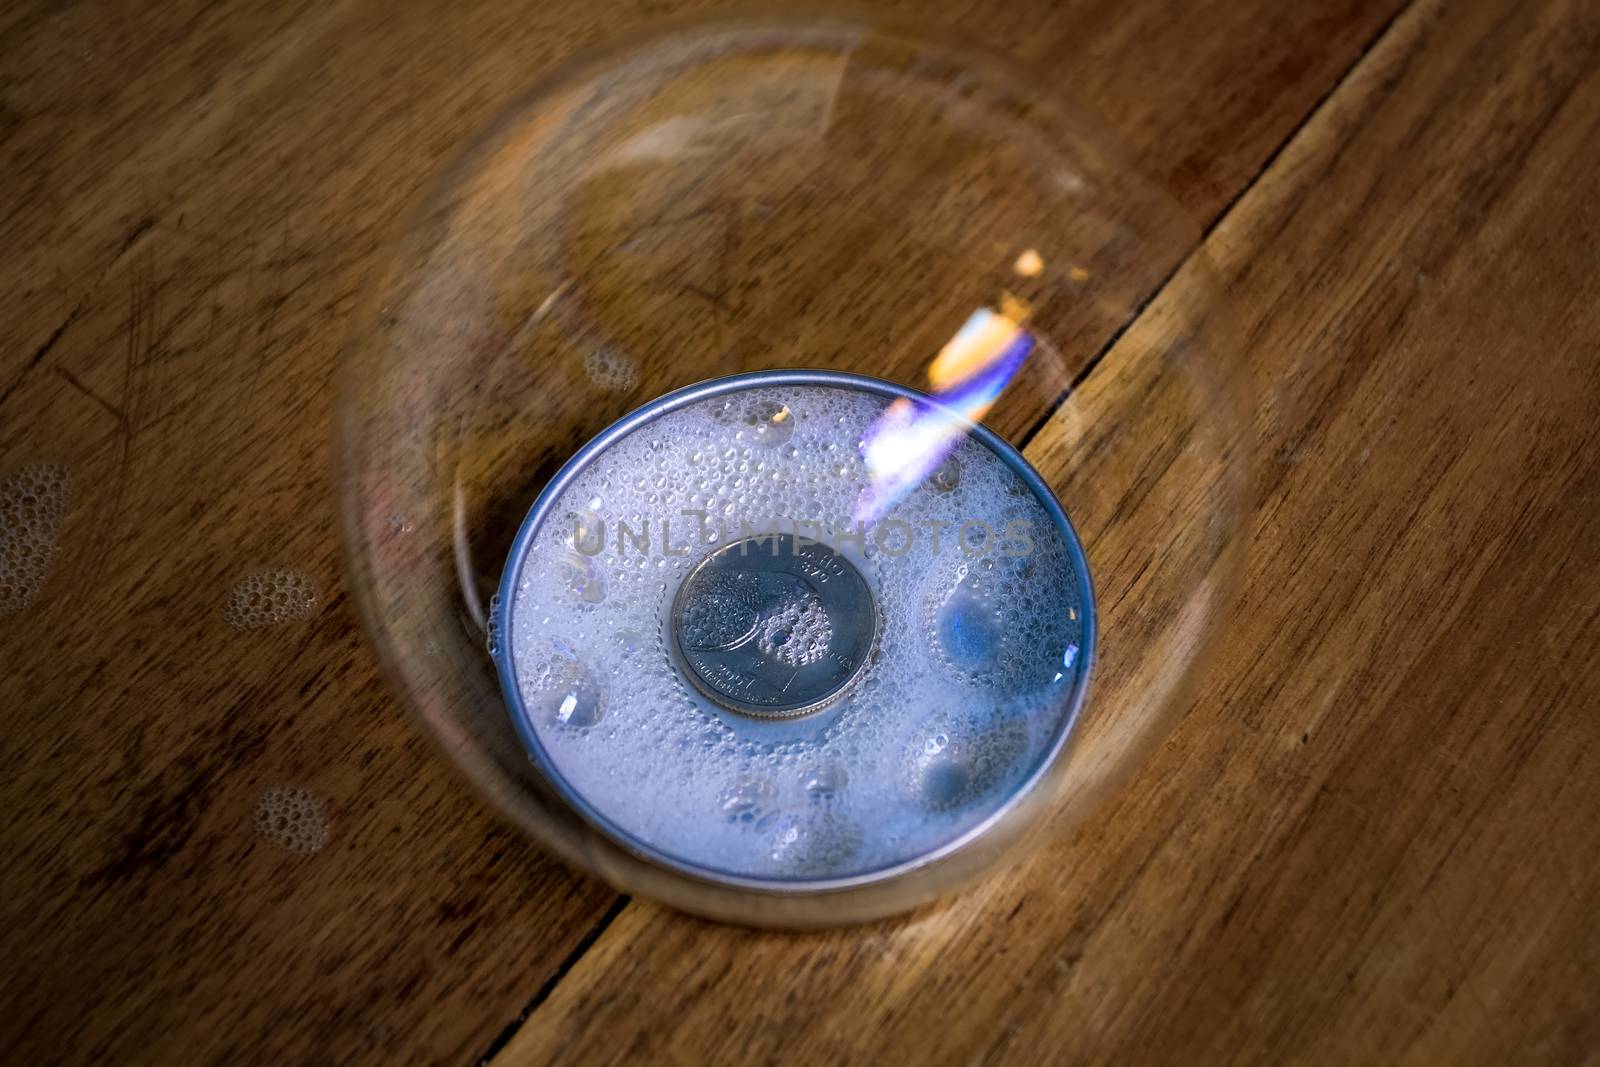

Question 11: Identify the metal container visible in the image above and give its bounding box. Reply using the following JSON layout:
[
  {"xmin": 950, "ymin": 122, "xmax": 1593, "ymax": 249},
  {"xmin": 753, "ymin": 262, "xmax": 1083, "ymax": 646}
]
[{"xmin": 493, "ymin": 370, "xmax": 1095, "ymax": 912}]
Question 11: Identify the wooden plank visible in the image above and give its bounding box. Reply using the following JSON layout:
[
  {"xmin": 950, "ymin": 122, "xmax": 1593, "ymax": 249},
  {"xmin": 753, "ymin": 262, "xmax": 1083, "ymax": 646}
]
[
  {"xmin": 0, "ymin": 0, "xmax": 1409, "ymax": 1062},
  {"xmin": 495, "ymin": 0, "xmax": 1600, "ymax": 1063}
]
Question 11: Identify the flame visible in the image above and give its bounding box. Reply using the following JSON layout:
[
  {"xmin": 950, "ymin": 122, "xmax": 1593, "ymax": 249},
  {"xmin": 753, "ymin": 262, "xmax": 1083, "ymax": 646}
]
[{"xmin": 854, "ymin": 303, "xmax": 1033, "ymax": 524}]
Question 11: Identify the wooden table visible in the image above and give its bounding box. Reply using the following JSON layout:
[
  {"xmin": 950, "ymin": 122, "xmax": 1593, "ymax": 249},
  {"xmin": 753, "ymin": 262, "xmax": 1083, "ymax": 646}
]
[{"xmin": 4, "ymin": 0, "xmax": 1598, "ymax": 1062}]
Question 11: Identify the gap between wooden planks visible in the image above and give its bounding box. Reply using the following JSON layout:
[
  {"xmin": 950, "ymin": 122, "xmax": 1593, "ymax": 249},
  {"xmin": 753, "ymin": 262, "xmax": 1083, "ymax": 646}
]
[{"xmin": 490, "ymin": 0, "xmax": 1600, "ymax": 1063}]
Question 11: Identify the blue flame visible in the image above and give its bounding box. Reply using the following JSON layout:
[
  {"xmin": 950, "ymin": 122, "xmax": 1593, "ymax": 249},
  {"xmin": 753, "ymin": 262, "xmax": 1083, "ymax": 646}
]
[{"xmin": 853, "ymin": 308, "xmax": 1033, "ymax": 525}]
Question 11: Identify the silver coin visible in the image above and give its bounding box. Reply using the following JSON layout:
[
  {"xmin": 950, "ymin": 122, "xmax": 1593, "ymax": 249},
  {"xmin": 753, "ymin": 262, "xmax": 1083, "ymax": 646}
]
[{"xmin": 670, "ymin": 534, "xmax": 876, "ymax": 718}]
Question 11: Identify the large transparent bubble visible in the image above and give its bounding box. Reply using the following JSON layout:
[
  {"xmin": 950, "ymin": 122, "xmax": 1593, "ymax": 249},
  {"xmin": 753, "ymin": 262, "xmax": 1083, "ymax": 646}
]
[{"xmin": 337, "ymin": 13, "xmax": 1247, "ymax": 926}]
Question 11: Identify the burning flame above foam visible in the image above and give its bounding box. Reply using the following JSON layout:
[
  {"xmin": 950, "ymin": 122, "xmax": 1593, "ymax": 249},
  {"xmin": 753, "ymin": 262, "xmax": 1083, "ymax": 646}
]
[{"xmin": 854, "ymin": 292, "xmax": 1035, "ymax": 525}]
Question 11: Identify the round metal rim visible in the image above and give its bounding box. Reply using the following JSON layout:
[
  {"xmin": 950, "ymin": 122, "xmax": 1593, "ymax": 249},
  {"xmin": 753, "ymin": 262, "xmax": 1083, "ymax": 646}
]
[{"xmin": 493, "ymin": 368, "xmax": 1098, "ymax": 893}]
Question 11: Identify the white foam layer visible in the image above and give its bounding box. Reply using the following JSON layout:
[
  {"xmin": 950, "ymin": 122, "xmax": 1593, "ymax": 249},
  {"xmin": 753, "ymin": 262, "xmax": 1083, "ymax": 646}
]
[{"xmin": 507, "ymin": 384, "xmax": 1087, "ymax": 881}]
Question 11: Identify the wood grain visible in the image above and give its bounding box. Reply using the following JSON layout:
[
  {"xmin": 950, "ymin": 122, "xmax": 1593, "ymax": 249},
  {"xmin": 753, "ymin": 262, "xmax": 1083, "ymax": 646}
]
[
  {"xmin": 1, "ymin": 0, "xmax": 1496, "ymax": 1061},
  {"xmin": 496, "ymin": 0, "xmax": 1600, "ymax": 1063}
]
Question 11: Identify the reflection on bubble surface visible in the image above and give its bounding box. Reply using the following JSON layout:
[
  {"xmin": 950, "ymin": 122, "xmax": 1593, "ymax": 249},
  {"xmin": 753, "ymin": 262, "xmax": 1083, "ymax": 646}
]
[{"xmin": 336, "ymin": 11, "xmax": 1247, "ymax": 922}]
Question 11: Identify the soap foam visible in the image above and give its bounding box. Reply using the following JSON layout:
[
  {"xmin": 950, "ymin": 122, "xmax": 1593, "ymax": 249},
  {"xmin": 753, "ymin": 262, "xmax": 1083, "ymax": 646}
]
[
  {"xmin": 224, "ymin": 569, "xmax": 319, "ymax": 630},
  {"xmin": 253, "ymin": 786, "xmax": 331, "ymax": 854},
  {"xmin": 507, "ymin": 384, "xmax": 1087, "ymax": 881},
  {"xmin": 0, "ymin": 462, "xmax": 72, "ymax": 618}
]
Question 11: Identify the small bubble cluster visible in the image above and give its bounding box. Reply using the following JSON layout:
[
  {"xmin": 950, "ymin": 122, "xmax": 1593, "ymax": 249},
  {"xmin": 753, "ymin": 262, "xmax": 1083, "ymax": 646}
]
[
  {"xmin": 485, "ymin": 592, "xmax": 503, "ymax": 655},
  {"xmin": 560, "ymin": 552, "xmax": 608, "ymax": 604},
  {"xmin": 224, "ymin": 569, "xmax": 318, "ymax": 630},
  {"xmin": 0, "ymin": 463, "xmax": 72, "ymax": 617},
  {"xmin": 719, "ymin": 777, "xmax": 779, "ymax": 824},
  {"xmin": 765, "ymin": 810, "xmax": 862, "ymax": 875},
  {"xmin": 923, "ymin": 548, "xmax": 1073, "ymax": 689},
  {"xmin": 677, "ymin": 570, "xmax": 760, "ymax": 648},
  {"xmin": 253, "ymin": 787, "xmax": 330, "ymax": 854},
  {"xmin": 713, "ymin": 395, "xmax": 795, "ymax": 447},
  {"xmin": 755, "ymin": 592, "xmax": 831, "ymax": 668},
  {"xmin": 505, "ymin": 383, "xmax": 1089, "ymax": 881},
  {"xmin": 518, "ymin": 639, "xmax": 606, "ymax": 729},
  {"xmin": 800, "ymin": 762, "xmax": 848, "ymax": 804},
  {"xmin": 899, "ymin": 710, "xmax": 1028, "ymax": 812},
  {"xmin": 584, "ymin": 346, "xmax": 641, "ymax": 392},
  {"xmin": 928, "ymin": 455, "xmax": 961, "ymax": 494}
]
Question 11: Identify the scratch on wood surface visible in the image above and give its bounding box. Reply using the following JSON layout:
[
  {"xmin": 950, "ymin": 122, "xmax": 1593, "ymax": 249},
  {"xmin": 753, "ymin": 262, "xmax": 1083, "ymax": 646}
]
[
  {"xmin": 54, "ymin": 366, "xmax": 127, "ymax": 428},
  {"xmin": 0, "ymin": 300, "xmax": 84, "ymax": 411},
  {"xmin": 115, "ymin": 215, "xmax": 158, "ymax": 261}
]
